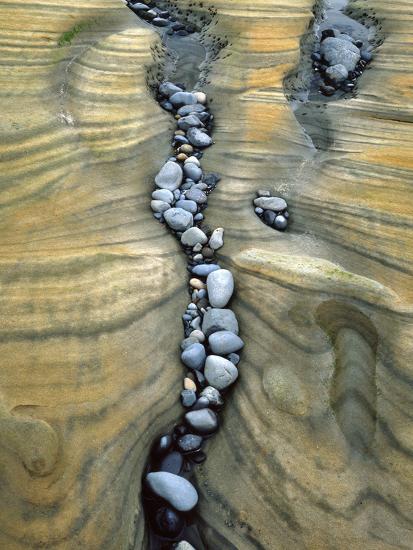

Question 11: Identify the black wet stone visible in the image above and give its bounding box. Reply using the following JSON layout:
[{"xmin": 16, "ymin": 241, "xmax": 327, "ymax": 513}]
[
  {"xmin": 176, "ymin": 30, "xmax": 189, "ymax": 36},
  {"xmin": 263, "ymin": 210, "xmax": 276, "ymax": 226},
  {"xmin": 320, "ymin": 85, "xmax": 336, "ymax": 96},
  {"xmin": 151, "ymin": 434, "xmax": 173, "ymax": 458},
  {"xmin": 321, "ymin": 29, "xmax": 335, "ymax": 41},
  {"xmin": 158, "ymin": 451, "xmax": 184, "ymax": 475},
  {"xmin": 154, "ymin": 506, "xmax": 185, "ymax": 538},
  {"xmin": 311, "ymin": 52, "xmax": 322, "ymax": 62},
  {"xmin": 177, "ymin": 434, "xmax": 203, "ymax": 453}
]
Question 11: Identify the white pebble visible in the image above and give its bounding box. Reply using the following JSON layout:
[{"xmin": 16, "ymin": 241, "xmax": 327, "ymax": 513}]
[{"xmin": 209, "ymin": 227, "xmax": 224, "ymax": 250}]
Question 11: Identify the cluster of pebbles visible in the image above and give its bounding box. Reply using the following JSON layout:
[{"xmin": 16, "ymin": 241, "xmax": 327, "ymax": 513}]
[
  {"xmin": 143, "ymin": 80, "xmax": 242, "ymax": 548},
  {"xmin": 253, "ymin": 190, "xmax": 289, "ymax": 231},
  {"xmin": 312, "ymin": 28, "xmax": 373, "ymax": 96},
  {"xmin": 127, "ymin": 0, "xmax": 197, "ymax": 36}
]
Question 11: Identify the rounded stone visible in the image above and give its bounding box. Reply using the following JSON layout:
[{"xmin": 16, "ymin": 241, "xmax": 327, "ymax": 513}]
[
  {"xmin": 181, "ymin": 389, "xmax": 197, "ymax": 408},
  {"xmin": 253, "ymin": 196, "xmax": 287, "ymax": 212},
  {"xmin": 146, "ymin": 472, "xmax": 198, "ymax": 512},
  {"xmin": 169, "ymin": 91, "xmax": 198, "ymax": 107},
  {"xmin": 155, "ymin": 161, "xmax": 183, "ymax": 191},
  {"xmin": 152, "ymin": 189, "xmax": 174, "ymax": 204},
  {"xmin": 204, "ymin": 355, "xmax": 238, "ymax": 390},
  {"xmin": 184, "ymin": 377, "xmax": 197, "ymax": 391},
  {"xmin": 184, "ymin": 155, "xmax": 200, "ymax": 166},
  {"xmin": 159, "ymin": 452, "xmax": 183, "ymax": 475},
  {"xmin": 274, "ymin": 215, "xmax": 288, "ymax": 230},
  {"xmin": 325, "ymin": 63, "xmax": 348, "ymax": 82},
  {"xmin": 263, "ymin": 210, "xmax": 276, "ymax": 226},
  {"xmin": 320, "ymin": 37, "xmax": 361, "ymax": 72},
  {"xmin": 208, "ymin": 330, "xmax": 244, "ymax": 355},
  {"xmin": 180, "ymin": 336, "xmax": 199, "ymax": 351},
  {"xmin": 179, "ymin": 144, "xmax": 194, "ymax": 155},
  {"xmin": 207, "ymin": 269, "xmax": 234, "ymax": 308},
  {"xmin": 175, "ymin": 199, "xmax": 198, "ymax": 214},
  {"xmin": 200, "ymin": 386, "xmax": 224, "ymax": 407},
  {"xmin": 178, "ymin": 115, "xmax": 203, "ymax": 131},
  {"xmin": 184, "ymin": 408, "xmax": 218, "ymax": 435},
  {"xmin": 186, "ymin": 127, "xmax": 212, "ymax": 148},
  {"xmin": 183, "ymin": 162, "xmax": 203, "ymax": 182},
  {"xmin": 152, "ymin": 17, "xmax": 169, "ymax": 26},
  {"xmin": 181, "ymin": 227, "xmax": 208, "ymax": 247},
  {"xmin": 193, "ymin": 91, "xmax": 207, "ymax": 104},
  {"xmin": 185, "ymin": 186, "xmax": 207, "ymax": 204},
  {"xmin": 208, "ymin": 227, "xmax": 224, "ymax": 250},
  {"xmin": 154, "ymin": 507, "xmax": 184, "ymax": 538},
  {"xmin": 177, "ymin": 103, "xmax": 205, "ymax": 116},
  {"xmin": 151, "ymin": 200, "xmax": 170, "ymax": 213},
  {"xmin": 189, "ymin": 329, "xmax": 205, "ymax": 342},
  {"xmin": 175, "ymin": 541, "xmax": 196, "ymax": 550},
  {"xmin": 177, "ymin": 434, "xmax": 203, "ymax": 453},
  {"xmin": 181, "ymin": 343, "xmax": 206, "ymax": 370},
  {"xmin": 151, "ymin": 434, "xmax": 173, "ymax": 458},
  {"xmin": 164, "ymin": 208, "xmax": 193, "ymax": 231},
  {"xmin": 159, "ymin": 81, "xmax": 183, "ymax": 97},
  {"xmin": 192, "ymin": 263, "xmax": 220, "ymax": 277},
  {"xmin": 202, "ymin": 308, "xmax": 239, "ymax": 337}
]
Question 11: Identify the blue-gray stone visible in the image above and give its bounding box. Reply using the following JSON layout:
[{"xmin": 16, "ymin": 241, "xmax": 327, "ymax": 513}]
[
  {"xmin": 175, "ymin": 199, "xmax": 198, "ymax": 214},
  {"xmin": 184, "ymin": 408, "xmax": 218, "ymax": 435},
  {"xmin": 177, "ymin": 434, "xmax": 203, "ymax": 453},
  {"xmin": 178, "ymin": 115, "xmax": 203, "ymax": 131},
  {"xmin": 183, "ymin": 163, "xmax": 202, "ymax": 182},
  {"xmin": 186, "ymin": 127, "xmax": 213, "ymax": 148},
  {"xmin": 145, "ymin": 472, "xmax": 198, "ymax": 512},
  {"xmin": 181, "ymin": 343, "xmax": 206, "ymax": 370},
  {"xmin": 155, "ymin": 161, "xmax": 183, "ymax": 191},
  {"xmin": 192, "ymin": 264, "xmax": 220, "ymax": 277},
  {"xmin": 181, "ymin": 390, "xmax": 197, "ymax": 408},
  {"xmin": 185, "ymin": 187, "xmax": 207, "ymax": 204},
  {"xmin": 152, "ymin": 188, "xmax": 174, "ymax": 204},
  {"xmin": 320, "ymin": 37, "xmax": 361, "ymax": 71},
  {"xmin": 159, "ymin": 81, "xmax": 183, "ymax": 97},
  {"xmin": 208, "ymin": 330, "xmax": 244, "ymax": 355},
  {"xmin": 202, "ymin": 308, "xmax": 239, "ymax": 337},
  {"xmin": 164, "ymin": 208, "xmax": 193, "ymax": 231},
  {"xmin": 204, "ymin": 355, "xmax": 238, "ymax": 390},
  {"xmin": 169, "ymin": 92, "xmax": 198, "ymax": 107},
  {"xmin": 200, "ymin": 386, "xmax": 224, "ymax": 407},
  {"xmin": 177, "ymin": 104, "xmax": 205, "ymax": 116}
]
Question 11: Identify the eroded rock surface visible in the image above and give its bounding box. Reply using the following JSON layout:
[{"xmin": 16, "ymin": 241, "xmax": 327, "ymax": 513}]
[{"xmin": 0, "ymin": 0, "xmax": 412, "ymax": 549}]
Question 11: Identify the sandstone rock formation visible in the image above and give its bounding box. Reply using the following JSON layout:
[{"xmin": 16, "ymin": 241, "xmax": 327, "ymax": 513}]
[{"xmin": 0, "ymin": 0, "xmax": 412, "ymax": 548}]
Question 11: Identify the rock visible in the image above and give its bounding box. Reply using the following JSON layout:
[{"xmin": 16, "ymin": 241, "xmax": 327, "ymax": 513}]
[
  {"xmin": 325, "ymin": 63, "xmax": 348, "ymax": 82},
  {"xmin": 208, "ymin": 330, "xmax": 244, "ymax": 355},
  {"xmin": 203, "ymin": 173, "xmax": 221, "ymax": 186},
  {"xmin": 158, "ymin": 451, "xmax": 184, "ymax": 475},
  {"xmin": 150, "ymin": 200, "xmax": 170, "ymax": 213},
  {"xmin": 274, "ymin": 215, "xmax": 288, "ymax": 230},
  {"xmin": 177, "ymin": 434, "xmax": 203, "ymax": 453},
  {"xmin": 204, "ymin": 355, "xmax": 239, "ymax": 390},
  {"xmin": 320, "ymin": 37, "xmax": 361, "ymax": 72},
  {"xmin": 189, "ymin": 278, "xmax": 206, "ymax": 290},
  {"xmin": 181, "ymin": 343, "xmax": 206, "ymax": 370},
  {"xmin": 263, "ymin": 210, "xmax": 276, "ymax": 226},
  {"xmin": 209, "ymin": 227, "xmax": 224, "ymax": 250},
  {"xmin": 186, "ymin": 127, "xmax": 213, "ymax": 148},
  {"xmin": 361, "ymin": 50, "xmax": 373, "ymax": 63},
  {"xmin": 228, "ymin": 352, "xmax": 240, "ymax": 365},
  {"xmin": 160, "ymin": 100, "xmax": 173, "ymax": 111},
  {"xmin": 175, "ymin": 199, "xmax": 198, "ymax": 214},
  {"xmin": 202, "ymin": 308, "xmax": 239, "ymax": 337},
  {"xmin": 185, "ymin": 187, "xmax": 207, "ymax": 204},
  {"xmin": 339, "ymin": 33, "xmax": 354, "ymax": 44},
  {"xmin": 159, "ymin": 81, "xmax": 183, "ymax": 97},
  {"xmin": 184, "ymin": 155, "xmax": 200, "ymax": 166},
  {"xmin": 142, "ymin": 9, "xmax": 157, "ymax": 20},
  {"xmin": 155, "ymin": 507, "xmax": 184, "ymax": 538},
  {"xmin": 184, "ymin": 377, "xmax": 197, "ymax": 391},
  {"xmin": 206, "ymin": 269, "xmax": 234, "ymax": 308},
  {"xmin": 255, "ymin": 207, "xmax": 263, "ymax": 215},
  {"xmin": 152, "ymin": 189, "xmax": 174, "ymax": 204},
  {"xmin": 155, "ymin": 161, "xmax": 183, "ymax": 191},
  {"xmin": 164, "ymin": 208, "xmax": 193, "ymax": 231},
  {"xmin": 180, "ymin": 336, "xmax": 199, "ymax": 351},
  {"xmin": 184, "ymin": 408, "xmax": 218, "ymax": 435},
  {"xmin": 193, "ymin": 91, "xmax": 207, "ymax": 104},
  {"xmin": 178, "ymin": 115, "xmax": 203, "ymax": 131},
  {"xmin": 177, "ymin": 104, "xmax": 205, "ymax": 116},
  {"xmin": 321, "ymin": 28, "xmax": 336, "ymax": 41},
  {"xmin": 178, "ymin": 144, "xmax": 194, "ymax": 155},
  {"xmin": 146, "ymin": 472, "xmax": 198, "ymax": 512},
  {"xmin": 175, "ymin": 541, "xmax": 196, "ymax": 550},
  {"xmin": 181, "ymin": 227, "xmax": 208, "ymax": 246},
  {"xmin": 253, "ymin": 196, "xmax": 287, "ymax": 212},
  {"xmin": 191, "ymin": 396, "xmax": 210, "ymax": 410},
  {"xmin": 189, "ymin": 329, "xmax": 205, "ymax": 342},
  {"xmin": 183, "ymin": 163, "xmax": 202, "ymax": 182},
  {"xmin": 192, "ymin": 264, "xmax": 220, "ymax": 277},
  {"xmin": 201, "ymin": 246, "xmax": 214, "ymax": 259},
  {"xmin": 152, "ymin": 17, "xmax": 169, "ymax": 27},
  {"xmin": 169, "ymin": 92, "xmax": 198, "ymax": 107},
  {"xmin": 181, "ymin": 389, "xmax": 196, "ymax": 407},
  {"xmin": 200, "ymin": 386, "xmax": 224, "ymax": 407},
  {"xmin": 151, "ymin": 434, "xmax": 173, "ymax": 458},
  {"xmin": 194, "ymin": 213, "xmax": 204, "ymax": 222},
  {"xmin": 257, "ymin": 189, "xmax": 271, "ymax": 197}
]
